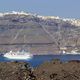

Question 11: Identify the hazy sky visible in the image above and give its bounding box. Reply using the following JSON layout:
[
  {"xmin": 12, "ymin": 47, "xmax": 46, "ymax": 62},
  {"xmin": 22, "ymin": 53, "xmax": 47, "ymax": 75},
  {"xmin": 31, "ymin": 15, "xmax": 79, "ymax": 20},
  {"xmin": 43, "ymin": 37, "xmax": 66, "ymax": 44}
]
[{"xmin": 0, "ymin": 0, "xmax": 80, "ymax": 18}]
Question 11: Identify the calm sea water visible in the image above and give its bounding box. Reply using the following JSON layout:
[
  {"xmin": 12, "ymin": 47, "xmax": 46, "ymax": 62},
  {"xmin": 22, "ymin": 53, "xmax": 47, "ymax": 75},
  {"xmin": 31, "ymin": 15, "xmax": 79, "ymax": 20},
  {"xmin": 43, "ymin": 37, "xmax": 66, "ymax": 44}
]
[{"xmin": 0, "ymin": 55, "xmax": 80, "ymax": 67}]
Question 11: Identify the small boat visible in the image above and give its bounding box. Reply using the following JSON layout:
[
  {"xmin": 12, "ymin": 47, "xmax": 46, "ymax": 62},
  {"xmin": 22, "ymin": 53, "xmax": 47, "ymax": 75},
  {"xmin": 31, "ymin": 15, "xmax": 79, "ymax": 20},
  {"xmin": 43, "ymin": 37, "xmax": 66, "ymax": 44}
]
[
  {"xmin": 60, "ymin": 50, "xmax": 66, "ymax": 55},
  {"xmin": 3, "ymin": 50, "xmax": 33, "ymax": 60}
]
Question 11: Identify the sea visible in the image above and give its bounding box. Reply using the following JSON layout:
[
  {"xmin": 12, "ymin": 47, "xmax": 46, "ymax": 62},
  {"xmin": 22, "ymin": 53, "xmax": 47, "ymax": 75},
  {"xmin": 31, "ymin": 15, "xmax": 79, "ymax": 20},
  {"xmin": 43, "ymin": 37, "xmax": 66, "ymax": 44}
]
[{"xmin": 0, "ymin": 55, "xmax": 80, "ymax": 67}]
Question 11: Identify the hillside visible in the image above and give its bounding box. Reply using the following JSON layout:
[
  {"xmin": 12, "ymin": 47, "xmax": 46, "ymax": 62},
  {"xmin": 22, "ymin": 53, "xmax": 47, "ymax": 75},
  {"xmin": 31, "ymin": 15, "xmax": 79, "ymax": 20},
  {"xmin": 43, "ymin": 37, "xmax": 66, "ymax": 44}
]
[
  {"xmin": 0, "ymin": 11, "xmax": 80, "ymax": 54},
  {"xmin": 0, "ymin": 60, "xmax": 80, "ymax": 80}
]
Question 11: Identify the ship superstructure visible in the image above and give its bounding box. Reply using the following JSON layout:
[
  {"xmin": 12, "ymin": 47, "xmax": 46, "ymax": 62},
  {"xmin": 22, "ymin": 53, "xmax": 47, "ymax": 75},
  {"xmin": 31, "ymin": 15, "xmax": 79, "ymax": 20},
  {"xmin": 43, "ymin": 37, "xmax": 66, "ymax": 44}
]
[{"xmin": 3, "ymin": 50, "xmax": 33, "ymax": 60}]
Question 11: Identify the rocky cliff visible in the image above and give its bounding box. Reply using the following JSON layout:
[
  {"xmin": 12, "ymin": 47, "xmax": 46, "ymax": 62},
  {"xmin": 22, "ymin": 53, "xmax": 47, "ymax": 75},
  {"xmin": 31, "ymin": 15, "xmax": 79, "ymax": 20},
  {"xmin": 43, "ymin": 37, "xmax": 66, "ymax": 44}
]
[
  {"xmin": 0, "ymin": 60, "xmax": 80, "ymax": 80},
  {"xmin": 0, "ymin": 11, "xmax": 80, "ymax": 54}
]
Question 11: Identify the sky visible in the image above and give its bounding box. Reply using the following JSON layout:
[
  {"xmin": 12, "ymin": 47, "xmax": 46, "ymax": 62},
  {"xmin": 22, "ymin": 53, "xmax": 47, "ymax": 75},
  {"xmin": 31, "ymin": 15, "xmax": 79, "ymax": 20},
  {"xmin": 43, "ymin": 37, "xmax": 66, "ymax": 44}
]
[{"xmin": 0, "ymin": 0, "xmax": 80, "ymax": 18}]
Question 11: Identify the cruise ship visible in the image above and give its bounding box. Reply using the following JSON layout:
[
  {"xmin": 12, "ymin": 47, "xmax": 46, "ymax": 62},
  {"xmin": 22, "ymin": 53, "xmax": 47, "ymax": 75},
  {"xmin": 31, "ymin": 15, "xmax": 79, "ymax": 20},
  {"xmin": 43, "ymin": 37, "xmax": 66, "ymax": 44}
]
[{"xmin": 3, "ymin": 50, "xmax": 33, "ymax": 60}]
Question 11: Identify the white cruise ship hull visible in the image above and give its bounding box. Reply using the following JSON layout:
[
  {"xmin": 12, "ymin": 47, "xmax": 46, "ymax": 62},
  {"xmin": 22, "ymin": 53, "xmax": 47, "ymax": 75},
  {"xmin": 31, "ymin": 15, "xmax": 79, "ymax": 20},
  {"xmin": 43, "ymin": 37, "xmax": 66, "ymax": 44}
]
[{"xmin": 4, "ymin": 55, "xmax": 32, "ymax": 60}]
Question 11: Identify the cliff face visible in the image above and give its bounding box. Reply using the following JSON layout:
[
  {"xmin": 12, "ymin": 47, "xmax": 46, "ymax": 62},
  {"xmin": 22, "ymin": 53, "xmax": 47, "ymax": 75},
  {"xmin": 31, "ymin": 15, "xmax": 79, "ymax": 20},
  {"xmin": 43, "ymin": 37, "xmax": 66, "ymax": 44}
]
[
  {"xmin": 0, "ymin": 12, "xmax": 80, "ymax": 54},
  {"xmin": 0, "ymin": 60, "xmax": 80, "ymax": 80}
]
